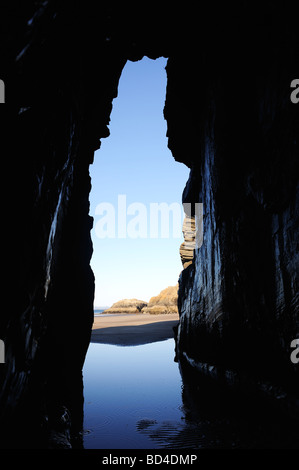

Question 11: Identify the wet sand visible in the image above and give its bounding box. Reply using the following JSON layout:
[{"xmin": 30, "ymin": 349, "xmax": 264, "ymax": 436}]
[{"xmin": 91, "ymin": 313, "xmax": 179, "ymax": 346}]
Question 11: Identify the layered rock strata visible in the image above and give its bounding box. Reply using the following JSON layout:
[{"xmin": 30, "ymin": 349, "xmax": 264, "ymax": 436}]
[{"xmin": 179, "ymin": 216, "xmax": 196, "ymax": 268}]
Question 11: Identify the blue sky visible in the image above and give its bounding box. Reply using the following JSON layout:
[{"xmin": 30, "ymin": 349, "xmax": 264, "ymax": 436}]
[{"xmin": 89, "ymin": 57, "xmax": 190, "ymax": 307}]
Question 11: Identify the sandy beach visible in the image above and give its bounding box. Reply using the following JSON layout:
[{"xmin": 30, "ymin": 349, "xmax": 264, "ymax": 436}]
[{"xmin": 91, "ymin": 313, "xmax": 179, "ymax": 346}]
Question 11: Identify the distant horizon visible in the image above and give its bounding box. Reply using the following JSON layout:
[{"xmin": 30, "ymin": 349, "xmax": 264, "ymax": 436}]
[{"xmin": 93, "ymin": 281, "xmax": 179, "ymax": 310}]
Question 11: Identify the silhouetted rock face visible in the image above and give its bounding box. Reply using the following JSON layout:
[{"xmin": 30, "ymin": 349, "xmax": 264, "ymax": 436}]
[
  {"xmin": 102, "ymin": 299, "xmax": 147, "ymax": 314},
  {"xmin": 0, "ymin": 2, "xmax": 298, "ymax": 448},
  {"xmin": 143, "ymin": 285, "xmax": 178, "ymax": 314},
  {"xmin": 166, "ymin": 22, "xmax": 299, "ymax": 397}
]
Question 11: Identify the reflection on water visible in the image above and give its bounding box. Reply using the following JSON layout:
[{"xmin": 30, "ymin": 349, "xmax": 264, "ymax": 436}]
[
  {"xmin": 83, "ymin": 339, "xmax": 184, "ymax": 449},
  {"xmin": 83, "ymin": 339, "xmax": 299, "ymax": 449}
]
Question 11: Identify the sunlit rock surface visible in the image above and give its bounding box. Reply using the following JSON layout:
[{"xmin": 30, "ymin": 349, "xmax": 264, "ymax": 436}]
[
  {"xmin": 102, "ymin": 299, "xmax": 147, "ymax": 314},
  {"xmin": 143, "ymin": 285, "xmax": 179, "ymax": 315}
]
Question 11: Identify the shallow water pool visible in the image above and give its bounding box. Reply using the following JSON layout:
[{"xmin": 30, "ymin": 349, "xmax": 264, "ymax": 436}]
[
  {"xmin": 83, "ymin": 336, "xmax": 299, "ymax": 450},
  {"xmin": 83, "ymin": 339, "xmax": 186, "ymax": 449}
]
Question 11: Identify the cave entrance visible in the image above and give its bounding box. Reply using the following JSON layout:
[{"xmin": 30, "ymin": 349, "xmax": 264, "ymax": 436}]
[
  {"xmin": 84, "ymin": 56, "xmax": 190, "ymax": 448},
  {"xmin": 88, "ymin": 56, "xmax": 189, "ymax": 321}
]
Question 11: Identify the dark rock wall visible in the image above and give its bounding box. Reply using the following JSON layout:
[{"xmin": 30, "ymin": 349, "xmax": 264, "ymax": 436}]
[
  {"xmin": 167, "ymin": 11, "xmax": 299, "ymax": 397},
  {"xmin": 0, "ymin": 1, "xmax": 126, "ymax": 446},
  {"xmin": 0, "ymin": 1, "xmax": 298, "ymax": 446},
  {"xmin": 0, "ymin": 0, "xmax": 171, "ymax": 447}
]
